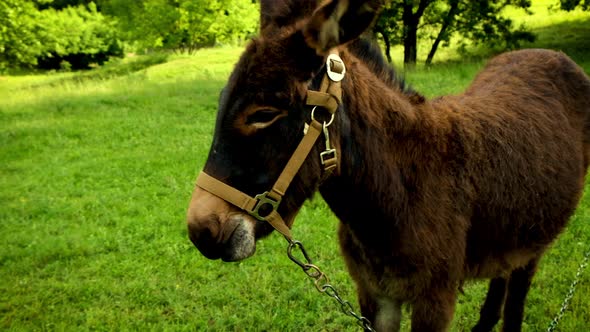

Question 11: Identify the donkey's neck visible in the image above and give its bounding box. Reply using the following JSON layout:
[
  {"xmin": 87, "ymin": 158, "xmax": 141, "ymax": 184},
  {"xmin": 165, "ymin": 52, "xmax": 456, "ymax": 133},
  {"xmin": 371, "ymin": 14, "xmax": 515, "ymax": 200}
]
[{"xmin": 319, "ymin": 54, "xmax": 450, "ymax": 241}]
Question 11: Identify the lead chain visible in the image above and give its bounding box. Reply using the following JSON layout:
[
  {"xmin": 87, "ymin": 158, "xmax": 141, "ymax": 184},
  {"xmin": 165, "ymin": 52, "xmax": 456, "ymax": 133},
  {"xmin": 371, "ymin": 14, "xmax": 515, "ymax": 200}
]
[
  {"xmin": 287, "ymin": 240, "xmax": 376, "ymax": 332},
  {"xmin": 547, "ymin": 248, "xmax": 590, "ymax": 332}
]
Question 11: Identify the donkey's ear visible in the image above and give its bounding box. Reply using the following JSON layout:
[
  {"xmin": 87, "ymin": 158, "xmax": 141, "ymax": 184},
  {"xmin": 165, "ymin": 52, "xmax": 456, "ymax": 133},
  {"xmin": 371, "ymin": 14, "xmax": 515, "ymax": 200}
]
[
  {"xmin": 260, "ymin": 0, "xmax": 319, "ymax": 33},
  {"xmin": 304, "ymin": 0, "xmax": 383, "ymax": 54}
]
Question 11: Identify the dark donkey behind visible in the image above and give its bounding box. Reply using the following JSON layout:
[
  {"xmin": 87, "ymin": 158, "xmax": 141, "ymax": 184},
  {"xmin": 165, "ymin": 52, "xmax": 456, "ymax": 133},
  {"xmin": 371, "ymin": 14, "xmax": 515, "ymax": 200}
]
[{"xmin": 186, "ymin": 0, "xmax": 590, "ymax": 331}]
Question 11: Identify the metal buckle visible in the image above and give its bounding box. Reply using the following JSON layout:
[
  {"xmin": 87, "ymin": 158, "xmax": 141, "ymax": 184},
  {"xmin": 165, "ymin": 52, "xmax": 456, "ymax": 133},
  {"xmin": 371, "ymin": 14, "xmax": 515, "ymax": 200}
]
[
  {"xmin": 326, "ymin": 54, "xmax": 346, "ymax": 82},
  {"xmin": 320, "ymin": 149, "xmax": 337, "ymax": 167},
  {"xmin": 251, "ymin": 191, "xmax": 281, "ymax": 221}
]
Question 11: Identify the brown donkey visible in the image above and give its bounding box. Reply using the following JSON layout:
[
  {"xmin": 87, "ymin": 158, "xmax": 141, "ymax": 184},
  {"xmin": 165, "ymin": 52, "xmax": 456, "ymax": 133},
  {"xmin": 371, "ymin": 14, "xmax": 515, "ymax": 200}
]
[{"xmin": 186, "ymin": 0, "xmax": 590, "ymax": 331}]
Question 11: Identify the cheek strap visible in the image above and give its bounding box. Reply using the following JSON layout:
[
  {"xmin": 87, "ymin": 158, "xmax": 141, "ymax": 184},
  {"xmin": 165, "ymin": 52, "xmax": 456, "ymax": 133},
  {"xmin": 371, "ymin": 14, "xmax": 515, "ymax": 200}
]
[{"xmin": 195, "ymin": 50, "xmax": 346, "ymax": 241}]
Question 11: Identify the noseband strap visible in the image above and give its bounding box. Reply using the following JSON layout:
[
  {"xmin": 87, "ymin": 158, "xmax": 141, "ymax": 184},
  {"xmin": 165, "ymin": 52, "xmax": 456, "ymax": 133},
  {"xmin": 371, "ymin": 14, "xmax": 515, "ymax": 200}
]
[
  {"xmin": 195, "ymin": 50, "xmax": 345, "ymax": 241},
  {"xmin": 196, "ymin": 120, "xmax": 324, "ymax": 239}
]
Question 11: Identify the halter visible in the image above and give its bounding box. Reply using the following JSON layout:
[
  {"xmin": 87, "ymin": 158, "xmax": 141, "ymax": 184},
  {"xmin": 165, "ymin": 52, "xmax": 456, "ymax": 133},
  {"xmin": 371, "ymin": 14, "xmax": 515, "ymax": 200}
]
[{"xmin": 195, "ymin": 50, "xmax": 346, "ymax": 241}]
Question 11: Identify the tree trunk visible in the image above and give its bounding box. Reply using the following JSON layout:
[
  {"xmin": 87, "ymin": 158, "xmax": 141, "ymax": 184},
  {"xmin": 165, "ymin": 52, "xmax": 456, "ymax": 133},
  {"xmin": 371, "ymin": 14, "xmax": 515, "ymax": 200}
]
[
  {"xmin": 403, "ymin": 23, "xmax": 418, "ymax": 67},
  {"xmin": 425, "ymin": 0, "xmax": 459, "ymax": 66},
  {"xmin": 383, "ymin": 33, "xmax": 392, "ymax": 64},
  {"xmin": 375, "ymin": 28, "xmax": 392, "ymax": 63},
  {"xmin": 402, "ymin": 0, "xmax": 432, "ymax": 68}
]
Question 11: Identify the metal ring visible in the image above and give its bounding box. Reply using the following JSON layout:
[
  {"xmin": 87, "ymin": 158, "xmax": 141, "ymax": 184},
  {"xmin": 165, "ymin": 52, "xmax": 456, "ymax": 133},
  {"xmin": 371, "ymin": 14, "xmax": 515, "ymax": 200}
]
[{"xmin": 311, "ymin": 106, "xmax": 335, "ymax": 127}]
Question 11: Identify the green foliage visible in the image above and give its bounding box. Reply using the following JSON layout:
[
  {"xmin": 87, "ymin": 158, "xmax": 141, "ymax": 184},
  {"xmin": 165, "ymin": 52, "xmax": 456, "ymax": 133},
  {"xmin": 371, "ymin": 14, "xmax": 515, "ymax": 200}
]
[
  {"xmin": 102, "ymin": 0, "xmax": 258, "ymax": 53},
  {"xmin": 375, "ymin": 0, "xmax": 535, "ymax": 65},
  {"xmin": 39, "ymin": 3, "xmax": 122, "ymax": 69},
  {"xmin": 0, "ymin": 0, "xmax": 44, "ymax": 70},
  {"xmin": 35, "ymin": 3, "xmax": 122, "ymax": 69},
  {"xmin": 102, "ymin": 0, "xmax": 179, "ymax": 50},
  {"xmin": 560, "ymin": 0, "xmax": 589, "ymax": 10},
  {"xmin": 449, "ymin": 1, "xmax": 535, "ymax": 55},
  {"xmin": 374, "ymin": 5, "xmax": 403, "ymax": 63},
  {"xmin": 0, "ymin": 1, "xmax": 122, "ymax": 71}
]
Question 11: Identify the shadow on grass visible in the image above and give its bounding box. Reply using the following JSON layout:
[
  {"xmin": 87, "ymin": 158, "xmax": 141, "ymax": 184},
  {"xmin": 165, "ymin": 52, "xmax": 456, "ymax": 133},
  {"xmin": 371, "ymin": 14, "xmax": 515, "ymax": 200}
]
[{"xmin": 26, "ymin": 53, "xmax": 170, "ymax": 89}]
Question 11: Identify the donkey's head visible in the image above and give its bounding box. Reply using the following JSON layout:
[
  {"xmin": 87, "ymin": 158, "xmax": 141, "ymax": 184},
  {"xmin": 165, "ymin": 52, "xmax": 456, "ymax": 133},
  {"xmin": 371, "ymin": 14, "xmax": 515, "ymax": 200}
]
[{"xmin": 187, "ymin": 0, "xmax": 382, "ymax": 261}]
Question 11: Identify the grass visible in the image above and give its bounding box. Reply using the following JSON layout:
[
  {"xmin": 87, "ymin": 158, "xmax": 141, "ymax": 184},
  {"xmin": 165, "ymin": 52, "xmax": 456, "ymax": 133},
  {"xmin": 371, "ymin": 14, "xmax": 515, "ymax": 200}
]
[{"xmin": 1, "ymin": 3, "xmax": 590, "ymax": 332}]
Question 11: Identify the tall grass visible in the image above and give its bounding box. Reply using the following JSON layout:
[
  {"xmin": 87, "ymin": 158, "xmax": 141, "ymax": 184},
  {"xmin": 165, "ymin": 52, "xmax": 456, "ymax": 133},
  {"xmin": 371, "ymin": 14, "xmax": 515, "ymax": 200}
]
[{"xmin": 1, "ymin": 4, "xmax": 589, "ymax": 331}]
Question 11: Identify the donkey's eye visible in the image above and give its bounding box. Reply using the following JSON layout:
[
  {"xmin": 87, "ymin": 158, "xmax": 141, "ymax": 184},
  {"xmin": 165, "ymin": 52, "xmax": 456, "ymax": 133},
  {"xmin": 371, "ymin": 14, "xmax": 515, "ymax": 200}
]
[
  {"xmin": 246, "ymin": 109, "xmax": 283, "ymax": 125},
  {"xmin": 244, "ymin": 108, "xmax": 287, "ymax": 130},
  {"xmin": 236, "ymin": 106, "xmax": 288, "ymax": 135}
]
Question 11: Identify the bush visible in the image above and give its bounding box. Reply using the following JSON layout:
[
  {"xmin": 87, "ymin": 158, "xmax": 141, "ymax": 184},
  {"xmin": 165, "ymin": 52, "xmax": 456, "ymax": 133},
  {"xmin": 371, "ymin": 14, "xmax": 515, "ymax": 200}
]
[
  {"xmin": 0, "ymin": 1, "xmax": 123, "ymax": 71},
  {"xmin": 36, "ymin": 3, "xmax": 123, "ymax": 70},
  {"xmin": 102, "ymin": 0, "xmax": 258, "ymax": 54},
  {"xmin": 0, "ymin": 0, "xmax": 43, "ymax": 71}
]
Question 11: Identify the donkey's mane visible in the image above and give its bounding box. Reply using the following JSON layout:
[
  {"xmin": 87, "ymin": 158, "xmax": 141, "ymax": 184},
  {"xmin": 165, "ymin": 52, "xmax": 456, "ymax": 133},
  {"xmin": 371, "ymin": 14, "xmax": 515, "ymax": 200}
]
[{"xmin": 347, "ymin": 38, "xmax": 416, "ymax": 96}]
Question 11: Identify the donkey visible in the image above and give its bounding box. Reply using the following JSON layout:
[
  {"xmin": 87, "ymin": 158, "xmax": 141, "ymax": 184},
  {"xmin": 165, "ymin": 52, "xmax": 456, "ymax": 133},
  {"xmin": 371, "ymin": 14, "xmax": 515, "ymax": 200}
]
[{"xmin": 186, "ymin": 0, "xmax": 590, "ymax": 331}]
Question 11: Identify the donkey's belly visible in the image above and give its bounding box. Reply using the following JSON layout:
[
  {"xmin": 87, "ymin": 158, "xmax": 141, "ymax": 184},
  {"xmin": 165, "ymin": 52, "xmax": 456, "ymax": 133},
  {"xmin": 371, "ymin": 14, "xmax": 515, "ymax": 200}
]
[
  {"xmin": 464, "ymin": 248, "xmax": 540, "ymax": 279},
  {"xmin": 463, "ymin": 197, "xmax": 577, "ymax": 279}
]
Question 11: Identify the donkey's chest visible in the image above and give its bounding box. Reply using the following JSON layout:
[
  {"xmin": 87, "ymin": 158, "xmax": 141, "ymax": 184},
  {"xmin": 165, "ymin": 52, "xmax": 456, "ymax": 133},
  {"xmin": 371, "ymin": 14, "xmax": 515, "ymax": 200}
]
[{"xmin": 338, "ymin": 222, "xmax": 463, "ymax": 300}]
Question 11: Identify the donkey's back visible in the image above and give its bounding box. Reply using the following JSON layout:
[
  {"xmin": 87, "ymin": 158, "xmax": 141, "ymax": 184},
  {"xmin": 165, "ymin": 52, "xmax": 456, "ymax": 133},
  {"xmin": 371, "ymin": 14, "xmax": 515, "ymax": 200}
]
[{"xmin": 418, "ymin": 48, "xmax": 590, "ymax": 331}]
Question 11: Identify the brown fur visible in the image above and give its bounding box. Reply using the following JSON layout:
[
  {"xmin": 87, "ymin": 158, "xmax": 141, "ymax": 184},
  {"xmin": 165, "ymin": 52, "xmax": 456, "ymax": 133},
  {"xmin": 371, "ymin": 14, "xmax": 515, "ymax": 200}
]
[
  {"xmin": 186, "ymin": 1, "xmax": 590, "ymax": 331},
  {"xmin": 325, "ymin": 47, "xmax": 590, "ymax": 331}
]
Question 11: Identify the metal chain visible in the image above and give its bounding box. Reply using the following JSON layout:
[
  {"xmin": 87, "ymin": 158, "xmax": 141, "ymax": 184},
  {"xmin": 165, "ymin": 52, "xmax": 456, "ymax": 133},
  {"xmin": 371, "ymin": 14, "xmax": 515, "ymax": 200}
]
[
  {"xmin": 287, "ymin": 240, "xmax": 377, "ymax": 332},
  {"xmin": 547, "ymin": 249, "xmax": 590, "ymax": 332},
  {"xmin": 285, "ymin": 239, "xmax": 590, "ymax": 332}
]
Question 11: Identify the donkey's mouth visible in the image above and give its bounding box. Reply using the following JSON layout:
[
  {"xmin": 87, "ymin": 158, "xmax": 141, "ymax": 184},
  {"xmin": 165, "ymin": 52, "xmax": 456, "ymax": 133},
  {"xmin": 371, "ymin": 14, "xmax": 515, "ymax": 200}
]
[
  {"xmin": 220, "ymin": 218, "xmax": 257, "ymax": 262},
  {"xmin": 190, "ymin": 218, "xmax": 257, "ymax": 262}
]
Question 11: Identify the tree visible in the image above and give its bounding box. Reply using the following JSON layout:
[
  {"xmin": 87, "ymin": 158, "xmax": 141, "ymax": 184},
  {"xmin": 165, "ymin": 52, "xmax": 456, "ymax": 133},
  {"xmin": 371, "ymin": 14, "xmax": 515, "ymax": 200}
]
[
  {"xmin": 374, "ymin": 5, "xmax": 401, "ymax": 63},
  {"xmin": 559, "ymin": 0, "xmax": 589, "ymax": 10},
  {"xmin": 401, "ymin": 0, "xmax": 432, "ymax": 67},
  {"xmin": 0, "ymin": 0, "xmax": 44, "ymax": 70},
  {"xmin": 375, "ymin": 0, "xmax": 535, "ymax": 67},
  {"xmin": 101, "ymin": 0, "xmax": 180, "ymax": 50},
  {"xmin": 101, "ymin": 0, "xmax": 258, "ymax": 53},
  {"xmin": 0, "ymin": 0, "xmax": 122, "ymax": 71},
  {"xmin": 36, "ymin": 3, "xmax": 122, "ymax": 69},
  {"xmin": 176, "ymin": 0, "xmax": 258, "ymax": 52}
]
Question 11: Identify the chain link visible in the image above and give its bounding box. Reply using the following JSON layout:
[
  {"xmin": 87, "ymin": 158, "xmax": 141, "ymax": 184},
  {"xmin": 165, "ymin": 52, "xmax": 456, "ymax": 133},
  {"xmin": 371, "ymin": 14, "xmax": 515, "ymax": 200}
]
[
  {"xmin": 287, "ymin": 240, "xmax": 377, "ymax": 332},
  {"xmin": 547, "ymin": 249, "xmax": 590, "ymax": 332}
]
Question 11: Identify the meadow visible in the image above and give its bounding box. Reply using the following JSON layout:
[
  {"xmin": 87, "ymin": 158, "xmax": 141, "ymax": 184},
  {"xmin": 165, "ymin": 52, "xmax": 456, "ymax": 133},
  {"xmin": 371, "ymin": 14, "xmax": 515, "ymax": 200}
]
[{"xmin": 1, "ymin": 3, "xmax": 590, "ymax": 331}]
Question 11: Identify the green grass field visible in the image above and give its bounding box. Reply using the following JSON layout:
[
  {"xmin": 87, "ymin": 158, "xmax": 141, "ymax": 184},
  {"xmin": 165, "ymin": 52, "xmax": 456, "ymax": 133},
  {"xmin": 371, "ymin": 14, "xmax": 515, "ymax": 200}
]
[{"xmin": 1, "ymin": 3, "xmax": 590, "ymax": 331}]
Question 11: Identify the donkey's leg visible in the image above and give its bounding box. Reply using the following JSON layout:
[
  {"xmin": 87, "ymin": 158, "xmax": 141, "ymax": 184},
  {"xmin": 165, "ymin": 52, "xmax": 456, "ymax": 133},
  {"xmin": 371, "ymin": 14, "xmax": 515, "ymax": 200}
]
[
  {"xmin": 337, "ymin": 223, "xmax": 403, "ymax": 331},
  {"xmin": 375, "ymin": 297, "xmax": 402, "ymax": 332},
  {"xmin": 410, "ymin": 287, "xmax": 457, "ymax": 332},
  {"xmin": 357, "ymin": 286, "xmax": 378, "ymax": 329},
  {"xmin": 502, "ymin": 258, "xmax": 539, "ymax": 332},
  {"xmin": 472, "ymin": 277, "xmax": 508, "ymax": 332},
  {"xmin": 356, "ymin": 286, "xmax": 402, "ymax": 332}
]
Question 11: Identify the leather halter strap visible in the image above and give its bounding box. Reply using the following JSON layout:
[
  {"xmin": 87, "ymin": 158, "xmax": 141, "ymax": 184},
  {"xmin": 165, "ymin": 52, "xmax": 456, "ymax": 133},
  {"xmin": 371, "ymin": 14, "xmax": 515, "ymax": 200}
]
[{"xmin": 195, "ymin": 50, "xmax": 345, "ymax": 241}]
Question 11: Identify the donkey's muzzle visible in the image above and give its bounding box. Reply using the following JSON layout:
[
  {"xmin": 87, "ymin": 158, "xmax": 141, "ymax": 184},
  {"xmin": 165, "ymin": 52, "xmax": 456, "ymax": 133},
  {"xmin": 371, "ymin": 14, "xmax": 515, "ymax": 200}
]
[
  {"xmin": 187, "ymin": 186, "xmax": 257, "ymax": 261},
  {"xmin": 187, "ymin": 214, "xmax": 223, "ymax": 260}
]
